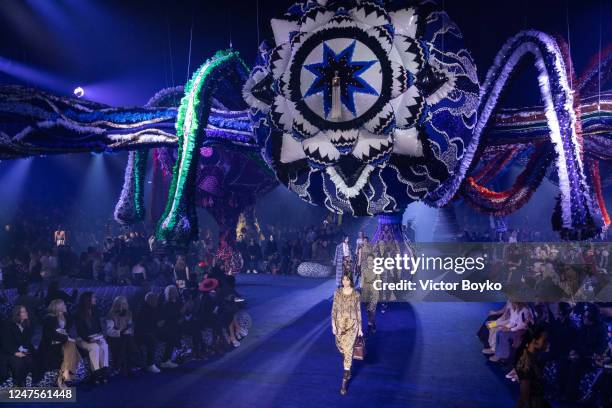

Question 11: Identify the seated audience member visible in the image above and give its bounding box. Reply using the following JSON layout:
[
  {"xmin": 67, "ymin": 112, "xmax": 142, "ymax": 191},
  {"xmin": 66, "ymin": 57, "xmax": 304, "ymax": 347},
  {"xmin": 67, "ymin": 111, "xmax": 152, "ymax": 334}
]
[
  {"xmin": 548, "ymin": 303, "xmax": 576, "ymax": 360},
  {"xmin": 478, "ymin": 301, "xmax": 510, "ymax": 349},
  {"xmin": 559, "ymin": 304, "xmax": 609, "ymax": 401},
  {"xmin": 158, "ymin": 285, "xmax": 182, "ymax": 368},
  {"xmin": 1, "ymin": 306, "xmax": 35, "ymax": 386},
  {"xmin": 106, "ymin": 296, "xmax": 142, "ymax": 375},
  {"xmin": 75, "ymin": 291, "xmax": 109, "ymax": 384},
  {"xmin": 206, "ymin": 256, "xmax": 244, "ymax": 304},
  {"xmin": 179, "ymin": 291, "xmax": 203, "ymax": 358},
  {"xmin": 484, "ymin": 302, "xmax": 532, "ymax": 359},
  {"xmin": 38, "ymin": 299, "xmax": 81, "ymax": 389},
  {"xmin": 217, "ymin": 275, "xmax": 242, "ymax": 341},
  {"xmin": 197, "ymin": 278, "xmax": 224, "ymax": 352},
  {"xmin": 531, "ymin": 303, "xmax": 553, "ymax": 326},
  {"xmin": 135, "ymin": 292, "xmax": 161, "ymax": 373},
  {"xmin": 533, "ymin": 263, "xmax": 564, "ymax": 300},
  {"xmin": 514, "ymin": 326, "xmax": 550, "ymax": 408}
]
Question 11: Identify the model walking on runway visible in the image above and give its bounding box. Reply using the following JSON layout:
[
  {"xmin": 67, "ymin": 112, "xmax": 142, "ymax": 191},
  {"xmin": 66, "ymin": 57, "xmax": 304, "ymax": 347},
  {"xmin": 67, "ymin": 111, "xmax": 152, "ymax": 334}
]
[
  {"xmin": 360, "ymin": 253, "xmax": 379, "ymax": 334},
  {"xmin": 331, "ymin": 273, "xmax": 362, "ymax": 395}
]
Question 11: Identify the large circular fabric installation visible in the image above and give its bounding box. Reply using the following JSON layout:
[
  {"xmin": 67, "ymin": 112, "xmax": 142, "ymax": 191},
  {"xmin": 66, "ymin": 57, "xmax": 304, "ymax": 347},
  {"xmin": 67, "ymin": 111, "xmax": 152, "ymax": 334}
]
[{"xmin": 244, "ymin": 0, "xmax": 480, "ymax": 216}]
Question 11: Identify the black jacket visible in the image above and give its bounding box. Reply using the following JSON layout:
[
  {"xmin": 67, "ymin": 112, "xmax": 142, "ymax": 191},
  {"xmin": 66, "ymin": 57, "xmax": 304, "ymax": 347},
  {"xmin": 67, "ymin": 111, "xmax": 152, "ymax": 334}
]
[
  {"xmin": 1, "ymin": 321, "xmax": 35, "ymax": 355},
  {"xmin": 75, "ymin": 309, "xmax": 103, "ymax": 341},
  {"xmin": 39, "ymin": 314, "xmax": 71, "ymax": 370},
  {"xmin": 135, "ymin": 303, "xmax": 160, "ymax": 336},
  {"xmin": 264, "ymin": 240, "xmax": 278, "ymax": 257},
  {"xmin": 247, "ymin": 243, "xmax": 261, "ymax": 259},
  {"xmin": 159, "ymin": 301, "xmax": 181, "ymax": 332}
]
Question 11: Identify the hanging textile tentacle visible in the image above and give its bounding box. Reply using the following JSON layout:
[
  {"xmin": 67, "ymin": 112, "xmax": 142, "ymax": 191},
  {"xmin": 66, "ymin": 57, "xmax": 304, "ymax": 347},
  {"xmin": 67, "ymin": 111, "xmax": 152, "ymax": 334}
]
[
  {"xmin": 156, "ymin": 50, "xmax": 250, "ymax": 246},
  {"xmin": 588, "ymin": 158, "xmax": 611, "ymax": 229},
  {"xmin": 114, "ymin": 149, "xmax": 148, "ymax": 225},
  {"xmin": 463, "ymin": 143, "xmax": 555, "ymax": 216},
  {"xmin": 113, "ymin": 86, "xmax": 184, "ymax": 226},
  {"xmin": 435, "ymin": 30, "xmax": 598, "ymax": 236}
]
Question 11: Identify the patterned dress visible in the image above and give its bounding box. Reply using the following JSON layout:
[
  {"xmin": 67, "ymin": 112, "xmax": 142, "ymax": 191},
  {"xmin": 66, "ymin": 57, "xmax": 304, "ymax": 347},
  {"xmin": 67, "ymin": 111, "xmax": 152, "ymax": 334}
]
[
  {"xmin": 331, "ymin": 288, "xmax": 362, "ymax": 370},
  {"xmin": 360, "ymin": 262, "xmax": 379, "ymax": 316},
  {"xmin": 333, "ymin": 243, "xmax": 353, "ymax": 287},
  {"xmin": 516, "ymin": 350, "xmax": 550, "ymax": 408}
]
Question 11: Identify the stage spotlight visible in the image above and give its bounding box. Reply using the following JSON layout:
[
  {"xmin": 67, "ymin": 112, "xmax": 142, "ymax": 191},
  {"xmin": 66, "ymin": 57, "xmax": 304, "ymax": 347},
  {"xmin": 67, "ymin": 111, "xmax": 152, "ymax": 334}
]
[{"xmin": 73, "ymin": 86, "xmax": 85, "ymax": 98}]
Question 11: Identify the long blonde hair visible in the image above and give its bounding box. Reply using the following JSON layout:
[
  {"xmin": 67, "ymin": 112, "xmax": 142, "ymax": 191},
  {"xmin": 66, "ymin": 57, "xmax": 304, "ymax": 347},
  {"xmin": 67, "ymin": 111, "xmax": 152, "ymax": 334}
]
[
  {"xmin": 47, "ymin": 299, "xmax": 66, "ymax": 320},
  {"xmin": 109, "ymin": 296, "xmax": 130, "ymax": 318}
]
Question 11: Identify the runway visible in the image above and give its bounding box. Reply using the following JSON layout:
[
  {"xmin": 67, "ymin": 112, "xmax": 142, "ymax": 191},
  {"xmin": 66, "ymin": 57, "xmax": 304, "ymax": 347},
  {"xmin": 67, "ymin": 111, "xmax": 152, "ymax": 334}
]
[{"xmin": 40, "ymin": 275, "xmax": 518, "ymax": 408}]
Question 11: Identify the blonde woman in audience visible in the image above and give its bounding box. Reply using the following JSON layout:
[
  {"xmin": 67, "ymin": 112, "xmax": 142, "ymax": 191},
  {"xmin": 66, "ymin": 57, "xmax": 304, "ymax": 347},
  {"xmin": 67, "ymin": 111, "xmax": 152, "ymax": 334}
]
[
  {"xmin": 38, "ymin": 299, "xmax": 81, "ymax": 389},
  {"xmin": 106, "ymin": 296, "xmax": 141, "ymax": 374},
  {"xmin": 483, "ymin": 302, "xmax": 532, "ymax": 356}
]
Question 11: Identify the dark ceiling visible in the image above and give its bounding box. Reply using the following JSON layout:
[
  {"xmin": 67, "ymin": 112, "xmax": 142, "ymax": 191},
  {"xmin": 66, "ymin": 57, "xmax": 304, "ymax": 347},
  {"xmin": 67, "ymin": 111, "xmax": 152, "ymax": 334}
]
[{"xmin": 0, "ymin": 0, "xmax": 609, "ymax": 107}]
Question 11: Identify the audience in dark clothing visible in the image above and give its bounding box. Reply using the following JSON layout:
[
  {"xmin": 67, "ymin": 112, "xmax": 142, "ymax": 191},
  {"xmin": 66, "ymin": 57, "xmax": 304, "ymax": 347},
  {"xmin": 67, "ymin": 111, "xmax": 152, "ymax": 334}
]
[
  {"xmin": 480, "ymin": 302, "xmax": 612, "ymax": 406},
  {"xmin": 105, "ymin": 296, "xmax": 141, "ymax": 374},
  {"xmin": 1, "ymin": 306, "xmax": 35, "ymax": 386},
  {"xmin": 547, "ymin": 303, "xmax": 575, "ymax": 360},
  {"xmin": 38, "ymin": 299, "xmax": 81, "ymax": 388},
  {"xmin": 157, "ymin": 286, "xmax": 182, "ymax": 369},
  {"xmin": 13, "ymin": 283, "xmax": 42, "ymax": 325},
  {"xmin": 557, "ymin": 304, "xmax": 609, "ymax": 401},
  {"xmin": 514, "ymin": 326, "xmax": 550, "ymax": 408},
  {"xmin": 135, "ymin": 292, "xmax": 161, "ymax": 373}
]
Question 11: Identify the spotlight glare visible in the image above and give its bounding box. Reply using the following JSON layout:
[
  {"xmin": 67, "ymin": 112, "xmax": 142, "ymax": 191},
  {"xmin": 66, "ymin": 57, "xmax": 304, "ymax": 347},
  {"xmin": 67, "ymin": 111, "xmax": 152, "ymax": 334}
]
[{"xmin": 73, "ymin": 86, "xmax": 85, "ymax": 98}]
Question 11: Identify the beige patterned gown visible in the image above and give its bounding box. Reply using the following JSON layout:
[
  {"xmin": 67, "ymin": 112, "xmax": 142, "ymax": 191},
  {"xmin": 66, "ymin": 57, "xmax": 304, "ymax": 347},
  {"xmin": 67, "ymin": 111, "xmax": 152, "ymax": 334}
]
[
  {"xmin": 331, "ymin": 288, "xmax": 362, "ymax": 370},
  {"xmin": 360, "ymin": 262, "xmax": 380, "ymax": 315}
]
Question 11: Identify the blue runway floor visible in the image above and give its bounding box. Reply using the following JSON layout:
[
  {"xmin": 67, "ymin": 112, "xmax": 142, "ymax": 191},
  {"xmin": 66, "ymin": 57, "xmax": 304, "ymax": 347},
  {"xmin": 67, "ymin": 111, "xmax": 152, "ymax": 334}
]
[{"xmin": 38, "ymin": 275, "xmax": 520, "ymax": 408}]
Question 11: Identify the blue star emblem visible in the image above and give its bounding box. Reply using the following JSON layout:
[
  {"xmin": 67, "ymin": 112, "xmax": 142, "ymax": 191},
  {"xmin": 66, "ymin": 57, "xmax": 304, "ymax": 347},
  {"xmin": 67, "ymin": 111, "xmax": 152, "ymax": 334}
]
[{"xmin": 303, "ymin": 41, "xmax": 379, "ymax": 118}]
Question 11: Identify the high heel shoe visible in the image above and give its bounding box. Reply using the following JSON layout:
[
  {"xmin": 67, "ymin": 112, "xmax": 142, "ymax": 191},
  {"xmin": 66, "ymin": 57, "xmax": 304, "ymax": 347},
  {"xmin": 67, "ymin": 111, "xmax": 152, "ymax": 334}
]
[{"xmin": 57, "ymin": 372, "xmax": 68, "ymax": 389}]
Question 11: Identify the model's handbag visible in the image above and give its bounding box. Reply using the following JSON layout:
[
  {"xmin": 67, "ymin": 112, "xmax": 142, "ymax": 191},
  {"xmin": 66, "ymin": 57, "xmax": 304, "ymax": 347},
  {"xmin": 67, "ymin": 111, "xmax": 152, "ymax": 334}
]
[{"xmin": 353, "ymin": 336, "xmax": 366, "ymax": 360}]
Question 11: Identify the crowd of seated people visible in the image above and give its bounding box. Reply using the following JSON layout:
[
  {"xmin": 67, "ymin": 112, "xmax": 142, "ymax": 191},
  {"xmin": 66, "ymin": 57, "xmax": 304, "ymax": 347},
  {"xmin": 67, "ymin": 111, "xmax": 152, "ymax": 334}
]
[
  {"xmin": 460, "ymin": 224, "xmax": 611, "ymax": 243},
  {"xmin": 0, "ymin": 272, "xmax": 249, "ymax": 388},
  {"xmin": 478, "ymin": 301, "xmax": 612, "ymax": 406},
  {"xmin": 234, "ymin": 222, "xmax": 344, "ymax": 275},
  {"xmin": 495, "ymin": 242, "xmax": 611, "ymax": 302},
  {"xmin": 0, "ymin": 203, "xmax": 353, "ymax": 292}
]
